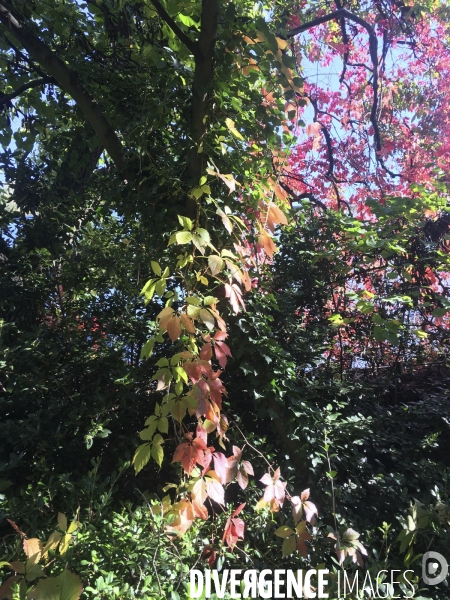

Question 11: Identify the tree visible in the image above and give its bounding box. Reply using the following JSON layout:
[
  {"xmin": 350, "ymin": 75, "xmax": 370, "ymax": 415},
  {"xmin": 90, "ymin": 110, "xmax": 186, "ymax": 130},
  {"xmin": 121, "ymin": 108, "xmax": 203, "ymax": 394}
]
[{"xmin": 1, "ymin": 0, "xmax": 450, "ymax": 597}]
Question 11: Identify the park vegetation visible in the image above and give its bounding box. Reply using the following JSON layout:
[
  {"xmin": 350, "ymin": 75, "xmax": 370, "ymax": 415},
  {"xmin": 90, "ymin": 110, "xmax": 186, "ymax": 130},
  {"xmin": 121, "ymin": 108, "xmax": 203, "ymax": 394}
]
[{"xmin": 1, "ymin": 0, "xmax": 450, "ymax": 597}]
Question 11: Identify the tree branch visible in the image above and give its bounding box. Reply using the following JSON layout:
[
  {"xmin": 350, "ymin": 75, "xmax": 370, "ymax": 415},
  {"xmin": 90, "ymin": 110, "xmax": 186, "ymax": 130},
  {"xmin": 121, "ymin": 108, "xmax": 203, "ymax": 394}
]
[
  {"xmin": 0, "ymin": 76, "xmax": 55, "ymax": 106},
  {"xmin": 287, "ymin": 7, "xmax": 401, "ymax": 179},
  {"xmin": 149, "ymin": 0, "xmax": 198, "ymax": 57},
  {"xmin": 0, "ymin": 3, "xmax": 126, "ymax": 169},
  {"xmin": 279, "ymin": 179, "xmax": 328, "ymax": 212}
]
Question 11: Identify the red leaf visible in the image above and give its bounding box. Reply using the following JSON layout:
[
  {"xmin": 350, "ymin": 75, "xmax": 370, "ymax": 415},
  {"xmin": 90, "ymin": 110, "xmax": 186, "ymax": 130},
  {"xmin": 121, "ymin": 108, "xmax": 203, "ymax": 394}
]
[
  {"xmin": 213, "ymin": 331, "xmax": 228, "ymax": 341},
  {"xmin": 172, "ymin": 435, "xmax": 207, "ymax": 475},
  {"xmin": 200, "ymin": 342, "xmax": 213, "ymax": 361},
  {"xmin": 222, "ymin": 505, "xmax": 246, "ymax": 548},
  {"xmin": 202, "ymin": 545, "xmax": 217, "ymax": 568},
  {"xmin": 231, "ymin": 502, "xmax": 246, "ymax": 517},
  {"xmin": 213, "ymin": 452, "xmax": 229, "ymax": 484},
  {"xmin": 214, "ymin": 343, "xmax": 227, "ymax": 368},
  {"xmin": 196, "ymin": 424, "xmax": 208, "ymax": 444},
  {"xmin": 214, "ymin": 341, "xmax": 232, "ymax": 369}
]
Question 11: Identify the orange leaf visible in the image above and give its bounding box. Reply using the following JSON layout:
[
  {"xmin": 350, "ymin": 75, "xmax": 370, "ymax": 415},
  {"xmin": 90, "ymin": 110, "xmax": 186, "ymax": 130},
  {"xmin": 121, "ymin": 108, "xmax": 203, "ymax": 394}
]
[
  {"xmin": 172, "ymin": 436, "xmax": 207, "ymax": 475},
  {"xmin": 268, "ymin": 203, "xmax": 288, "ymax": 226},
  {"xmin": 180, "ymin": 313, "xmax": 196, "ymax": 333},
  {"xmin": 258, "ymin": 232, "xmax": 277, "ymax": 258},
  {"xmin": 273, "ymin": 184, "xmax": 288, "ymax": 203},
  {"xmin": 166, "ymin": 315, "xmax": 181, "ymax": 341},
  {"xmin": 23, "ymin": 538, "xmax": 42, "ymax": 561}
]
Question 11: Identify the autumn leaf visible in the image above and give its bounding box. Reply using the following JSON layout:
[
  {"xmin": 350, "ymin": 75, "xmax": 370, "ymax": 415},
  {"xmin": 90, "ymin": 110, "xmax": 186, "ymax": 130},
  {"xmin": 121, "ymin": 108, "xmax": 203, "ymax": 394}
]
[
  {"xmin": 180, "ymin": 313, "xmax": 196, "ymax": 333},
  {"xmin": 267, "ymin": 202, "xmax": 288, "ymax": 232},
  {"xmin": 216, "ymin": 207, "xmax": 233, "ymax": 233},
  {"xmin": 205, "ymin": 473, "xmax": 225, "ymax": 504},
  {"xmin": 157, "ymin": 306, "xmax": 175, "ymax": 330},
  {"xmin": 224, "ymin": 283, "xmax": 245, "ymax": 314},
  {"xmin": 222, "ymin": 503, "xmax": 246, "ymax": 548},
  {"xmin": 208, "ymin": 254, "xmax": 224, "ymax": 276},
  {"xmin": 295, "ymin": 521, "xmax": 312, "ymax": 557},
  {"xmin": 172, "ymin": 434, "xmax": 207, "ymax": 475},
  {"xmin": 213, "ymin": 452, "xmax": 230, "ymax": 484},
  {"xmin": 292, "ymin": 489, "xmax": 318, "ymax": 524},
  {"xmin": 23, "ymin": 538, "xmax": 42, "ymax": 561},
  {"xmin": 213, "ymin": 331, "xmax": 228, "ymax": 342},
  {"xmin": 192, "ymin": 478, "xmax": 208, "ymax": 505},
  {"xmin": 236, "ymin": 468, "xmax": 249, "ymax": 489},
  {"xmin": 258, "ymin": 232, "xmax": 277, "ymax": 258},
  {"xmin": 214, "ymin": 340, "xmax": 232, "ymax": 369},
  {"xmin": 199, "ymin": 308, "xmax": 215, "ymax": 330},
  {"xmin": 225, "ymin": 117, "xmax": 245, "ymax": 141},
  {"xmin": 31, "ymin": 569, "xmax": 83, "ymax": 600},
  {"xmin": 273, "ymin": 185, "xmax": 289, "ymax": 203},
  {"xmin": 199, "ymin": 342, "xmax": 212, "ymax": 361},
  {"xmin": 166, "ymin": 315, "xmax": 181, "ymax": 341},
  {"xmin": 260, "ymin": 467, "xmax": 286, "ymax": 509}
]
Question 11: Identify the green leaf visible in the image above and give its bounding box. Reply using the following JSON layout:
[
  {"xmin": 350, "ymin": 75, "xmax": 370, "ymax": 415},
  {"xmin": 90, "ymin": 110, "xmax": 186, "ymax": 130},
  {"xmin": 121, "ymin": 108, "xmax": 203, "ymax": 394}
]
[
  {"xmin": 140, "ymin": 339, "xmax": 155, "ymax": 359},
  {"xmin": 225, "ymin": 117, "xmax": 244, "ymax": 140},
  {"xmin": 275, "ymin": 525, "xmax": 294, "ymax": 538},
  {"xmin": 58, "ymin": 512, "xmax": 67, "ymax": 532},
  {"xmin": 140, "ymin": 422, "xmax": 157, "ymax": 440},
  {"xmin": 155, "ymin": 278, "xmax": 166, "ymax": 296},
  {"xmin": 150, "ymin": 261, "xmax": 161, "ymax": 276},
  {"xmin": 32, "ymin": 570, "xmax": 83, "ymax": 600},
  {"xmin": 178, "ymin": 215, "xmax": 193, "ymax": 231},
  {"xmin": 157, "ymin": 416, "xmax": 168, "ymax": 434},
  {"xmin": 172, "ymin": 365, "xmax": 188, "ymax": 383},
  {"xmin": 282, "ymin": 534, "xmax": 296, "ymax": 557},
  {"xmin": 133, "ymin": 444, "xmax": 151, "ymax": 474},
  {"xmin": 175, "ymin": 231, "xmax": 193, "ymax": 244},
  {"xmin": 151, "ymin": 434, "xmax": 164, "ymax": 466}
]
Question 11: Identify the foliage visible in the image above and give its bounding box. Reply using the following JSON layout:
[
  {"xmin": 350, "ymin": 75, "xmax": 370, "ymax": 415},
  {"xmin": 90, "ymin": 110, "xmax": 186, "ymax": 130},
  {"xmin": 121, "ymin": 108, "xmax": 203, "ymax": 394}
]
[{"xmin": 1, "ymin": 0, "xmax": 450, "ymax": 597}]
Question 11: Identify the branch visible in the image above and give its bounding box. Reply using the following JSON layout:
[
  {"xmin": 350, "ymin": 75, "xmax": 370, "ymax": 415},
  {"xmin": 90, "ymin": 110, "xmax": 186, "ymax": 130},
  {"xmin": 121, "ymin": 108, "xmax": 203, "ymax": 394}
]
[
  {"xmin": 0, "ymin": 30, "xmax": 48, "ymax": 77},
  {"xmin": 149, "ymin": 0, "xmax": 198, "ymax": 57},
  {"xmin": 334, "ymin": 0, "xmax": 349, "ymax": 84},
  {"xmin": 0, "ymin": 3, "xmax": 126, "ymax": 169},
  {"xmin": 279, "ymin": 179, "xmax": 328, "ymax": 212},
  {"xmin": 287, "ymin": 8, "xmax": 401, "ymax": 179},
  {"xmin": 0, "ymin": 76, "xmax": 54, "ymax": 106},
  {"xmin": 287, "ymin": 9, "xmax": 378, "ymax": 139}
]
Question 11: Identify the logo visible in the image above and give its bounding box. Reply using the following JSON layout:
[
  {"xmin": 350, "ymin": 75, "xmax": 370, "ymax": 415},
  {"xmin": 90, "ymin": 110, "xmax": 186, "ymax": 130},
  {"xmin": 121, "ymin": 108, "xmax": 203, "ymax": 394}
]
[{"xmin": 422, "ymin": 551, "xmax": 448, "ymax": 586}]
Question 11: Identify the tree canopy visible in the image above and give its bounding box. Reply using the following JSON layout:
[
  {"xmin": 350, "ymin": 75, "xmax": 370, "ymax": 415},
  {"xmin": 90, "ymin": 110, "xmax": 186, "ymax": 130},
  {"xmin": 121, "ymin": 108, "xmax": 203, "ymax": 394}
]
[{"xmin": 1, "ymin": 0, "xmax": 450, "ymax": 597}]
